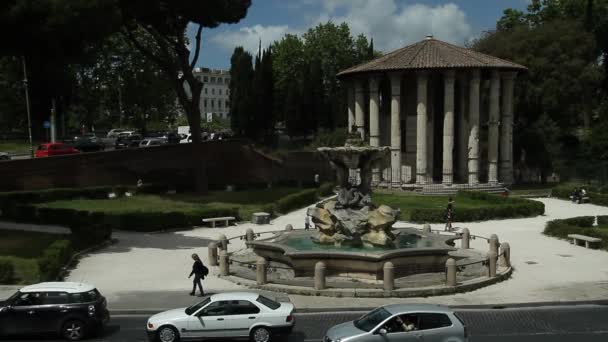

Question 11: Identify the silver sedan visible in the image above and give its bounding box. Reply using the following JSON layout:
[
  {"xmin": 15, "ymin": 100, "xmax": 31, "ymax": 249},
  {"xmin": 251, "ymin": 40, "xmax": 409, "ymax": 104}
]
[{"xmin": 324, "ymin": 304, "xmax": 468, "ymax": 342}]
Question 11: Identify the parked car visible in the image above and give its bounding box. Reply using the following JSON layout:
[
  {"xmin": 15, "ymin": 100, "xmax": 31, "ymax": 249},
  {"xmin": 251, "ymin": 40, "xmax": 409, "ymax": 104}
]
[
  {"xmin": 0, "ymin": 282, "xmax": 110, "ymax": 341},
  {"xmin": 146, "ymin": 292, "xmax": 295, "ymax": 342},
  {"xmin": 73, "ymin": 138, "xmax": 105, "ymax": 152},
  {"xmin": 115, "ymin": 134, "xmax": 142, "ymax": 149},
  {"xmin": 35, "ymin": 143, "xmax": 80, "ymax": 158},
  {"xmin": 0, "ymin": 152, "xmax": 10, "ymax": 161},
  {"xmin": 323, "ymin": 304, "xmax": 467, "ymax": 342},
  {"xmin": 163, "ymin": 132, "xmax": 181, "ymax": 144},
  {"xmin": 77, "ymin": 133, "xmax": 98, "ymax": 143},
  {"xmin": 179, "ymin": 132, "xmax": 209, "ymax": 144},
  {"xmin": 107, "ymin": 128, "xmax": 128, "ymax": 138},
  {"xmin": 139, "ymin": 138, "xmax": 165, "ymax": 147}
]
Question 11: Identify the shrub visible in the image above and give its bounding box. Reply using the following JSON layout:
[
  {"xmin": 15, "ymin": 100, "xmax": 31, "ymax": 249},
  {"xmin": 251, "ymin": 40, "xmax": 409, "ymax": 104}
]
[
  {"xmin": 37, "ymin": 207, "xmax": 77, "ymax": 225},
  {"xmin": 597, "ymin": 215, "xmax": 608, "ymax": 226},
  {"xmin": 560, "ymin": 216, "xmax": 595, "ymax": 228},
  {"xmin": 2, "ymin": 204, "xmax": 39, "ymax": 223},
  {"xmin": 70, "ymin": 212, "xmax": 112, "ymax": 247},
  {"xmin": 38, "ymin": 240, "xmax": 73, "ymax": 281},
  {"xmin": 316, "ymin": 183, "xmax": 336, "ymax": 197},
  {"xmin": 275, "ymin": 188, "xmax": 318, "ymax": 214},
  {"xmin": 544, "ymin": 217, "xmax": 608, "ymax": 250},
  {"xmin": 0, "ymin": 260, "xmax": 15, "ymax": 284},
  {"xmin": 409, "ymin": 191, "xmax": 545, "ymax": 223}
]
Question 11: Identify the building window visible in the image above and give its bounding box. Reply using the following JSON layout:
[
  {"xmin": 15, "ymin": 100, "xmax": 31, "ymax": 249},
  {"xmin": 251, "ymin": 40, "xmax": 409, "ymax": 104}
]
[
  {"xmin": 225, "ymin": 100, "xmax": 229, "ymax": 108},
  {"xmin": 211, "ymin": 77, "xmax": 216, "ymax": 83},
  {"xmin": 212, "ymin": 88, "xmax": 215, "ymax": 95},
  {"xmin": 219, "ymin": 89, "xmax": 222, "ymax": 95},
  {"xmin": 211, "ymin": 99, "xmax": 215, "ymax": 108},
  {"xmin": 204, "ymin": 88, "xmax": 208, "ymax": 94},
  {"xmin": 203, "ymin": 76, "xmax": 208, "ymax": 82},
  {"xmin": 204, "ymin": 99, "xmax": 207, "ymax": 107},
  {"xmin": 226, "ymin": 89, "xmax": 230, "ymax": 96},
  {"xmin": 225, "ymin": 78, "xmax": 229, "ymax": 84},
  {"xmin": 218, "ymin": 101, "xmax": 222, "ymax": 108},
  {"xmin": 218, "ymin": 77, "xmax": 223, "ymax": 83}
]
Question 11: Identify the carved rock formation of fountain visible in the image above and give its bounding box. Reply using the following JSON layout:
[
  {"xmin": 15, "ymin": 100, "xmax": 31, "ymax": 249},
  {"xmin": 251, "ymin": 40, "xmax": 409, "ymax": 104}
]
[{"xmin": 308, "ymin": 132, "xmax": 400, "ymax": 248}]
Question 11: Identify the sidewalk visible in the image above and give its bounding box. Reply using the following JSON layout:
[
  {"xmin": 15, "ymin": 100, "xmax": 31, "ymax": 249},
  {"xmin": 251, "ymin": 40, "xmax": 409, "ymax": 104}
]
[{"xmin": 3, "ymin": 198, "xmax": 608, "ymax": 311}]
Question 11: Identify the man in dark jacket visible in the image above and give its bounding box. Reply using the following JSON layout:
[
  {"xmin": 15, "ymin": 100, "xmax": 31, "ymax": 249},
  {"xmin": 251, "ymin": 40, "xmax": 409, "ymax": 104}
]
[{"xmin": 188, "ymin": 253, "xmax": 207, "ymax": 296}]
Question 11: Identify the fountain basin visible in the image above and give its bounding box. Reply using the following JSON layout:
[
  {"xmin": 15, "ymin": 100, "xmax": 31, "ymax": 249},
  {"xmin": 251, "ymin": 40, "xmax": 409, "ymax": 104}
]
[{"xmin": 247, "ymin": 228, "xmax": 458, "ymax": 280}]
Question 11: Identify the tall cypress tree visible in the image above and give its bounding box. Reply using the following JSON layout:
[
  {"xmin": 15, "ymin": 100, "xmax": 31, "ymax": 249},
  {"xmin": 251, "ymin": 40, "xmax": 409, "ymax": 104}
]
[{"xmin": 229, "ymin": 47, "xmax": 254, "ymax": 137}]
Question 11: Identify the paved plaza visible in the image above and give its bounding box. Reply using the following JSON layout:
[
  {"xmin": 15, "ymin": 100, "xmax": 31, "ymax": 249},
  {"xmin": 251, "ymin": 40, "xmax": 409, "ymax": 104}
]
[{"xmin": 3, "ymin": 197, "xmax": 608, "ymax": 310}]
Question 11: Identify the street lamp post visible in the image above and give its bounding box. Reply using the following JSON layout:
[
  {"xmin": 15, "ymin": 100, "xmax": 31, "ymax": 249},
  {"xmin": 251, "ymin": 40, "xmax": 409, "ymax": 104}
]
[{"xmin": 21, "ymin": 56, "xmax": 34, "ymax": 158}]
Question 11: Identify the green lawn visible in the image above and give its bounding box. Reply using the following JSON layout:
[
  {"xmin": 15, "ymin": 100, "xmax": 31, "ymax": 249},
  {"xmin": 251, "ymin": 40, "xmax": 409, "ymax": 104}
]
[
  {"xmin": 0, "ymin": 140, "xmax": 36, "ymax": 155},
  {"xmin": 0, "ymin": 229, "xmax": 69, "ymax": 284},
  {"xmin": 373, "ymin": 193, "xmax": 496, "ymax": 221},
  {"xmin": 38, "ymin": 187, "xmax": 303, "ymax": 221}
]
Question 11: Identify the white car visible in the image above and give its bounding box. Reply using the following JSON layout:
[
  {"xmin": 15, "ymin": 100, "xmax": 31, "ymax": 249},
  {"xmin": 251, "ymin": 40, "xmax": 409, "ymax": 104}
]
[
  {"xmin": 139, "ymin": 138, "xmax": 165, "ymax": 147},
  {"xmin": 146, "ymin": 292, "xmax": 295, "ymax": 342}
]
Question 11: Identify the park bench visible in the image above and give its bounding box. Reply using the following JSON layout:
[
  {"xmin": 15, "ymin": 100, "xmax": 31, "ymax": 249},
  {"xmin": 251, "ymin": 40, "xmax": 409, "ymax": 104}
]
[
  {"xmin": 569, "ymin": 195, "xmax": 590, "ymax": 204},
  {"xmin": 567, "ymin": 234, "xmax": 601, "ymax": 248},
  {"xmin": 202, "ymin": 216, "xmax": 236, "ymax": 228}
]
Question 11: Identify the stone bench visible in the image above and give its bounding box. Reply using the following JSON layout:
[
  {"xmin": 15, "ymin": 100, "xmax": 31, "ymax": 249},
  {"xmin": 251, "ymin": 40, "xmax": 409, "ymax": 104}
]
[
  {"xmin": 568, "ymin": 234, "xmax": 601, "ymax": 248},
  {"xmin": 202, "ymin": 216, "xmax": 236, "ymax": 228}
]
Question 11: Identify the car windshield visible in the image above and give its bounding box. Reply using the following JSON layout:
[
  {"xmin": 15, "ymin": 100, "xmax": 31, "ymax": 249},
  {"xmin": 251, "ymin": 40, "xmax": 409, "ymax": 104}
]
[
  {"xmin": 185, "ymin": 297, "xmax": 211, "ymax": 315},
  {"xmin": 256, "ymin": 295, "xmax": 280, "ymax": 310},
  {"xmin": 353, "ymin": 307, "xmax": 392, "ymax": 332},
  {"xmin": 6, "ymin": 291, "xmax": 22, "ymax": 304}
]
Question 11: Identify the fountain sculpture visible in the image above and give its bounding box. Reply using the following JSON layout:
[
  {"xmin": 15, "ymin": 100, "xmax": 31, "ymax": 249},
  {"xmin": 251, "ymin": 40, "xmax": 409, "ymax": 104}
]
[{"xmin": 310, "ymin": 130, "xmax": 399, "ymax": 248}]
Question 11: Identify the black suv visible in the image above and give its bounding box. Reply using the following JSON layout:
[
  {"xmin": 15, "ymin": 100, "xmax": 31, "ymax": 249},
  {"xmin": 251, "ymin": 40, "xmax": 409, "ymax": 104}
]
[{"xmin": 0, "ymin": 282, "xmax": 110, "ymax": 341}]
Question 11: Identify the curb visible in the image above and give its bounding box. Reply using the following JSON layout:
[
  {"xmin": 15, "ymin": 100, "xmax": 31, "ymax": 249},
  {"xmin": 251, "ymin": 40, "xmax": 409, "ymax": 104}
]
[{"xmin": 109, "ymin": 299, "xmax": 608, "ymax": 315}]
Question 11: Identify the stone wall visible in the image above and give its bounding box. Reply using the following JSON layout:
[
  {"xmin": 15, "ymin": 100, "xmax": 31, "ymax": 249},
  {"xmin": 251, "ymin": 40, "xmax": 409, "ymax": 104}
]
[{"xmin": 0, "ymin": 141, "xmax": 334, "ymax": 191}]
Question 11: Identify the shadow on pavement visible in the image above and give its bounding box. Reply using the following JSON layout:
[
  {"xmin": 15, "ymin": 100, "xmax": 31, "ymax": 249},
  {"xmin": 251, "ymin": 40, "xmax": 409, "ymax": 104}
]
[{"xmin": 87, "ymin": 230, "xmax": 213, "ymax": 254}]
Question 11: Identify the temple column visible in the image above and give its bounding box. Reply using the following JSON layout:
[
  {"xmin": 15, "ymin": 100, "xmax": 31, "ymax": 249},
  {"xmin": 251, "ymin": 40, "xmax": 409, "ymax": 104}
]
[
  {"xmin": 390, "ymin": 73, "xmax": 402, "ymax": 186},
  {"xmin": 468, "ymin": 69, "xmax": 481, "ymax": 185},
  {"xmin": 488, "ymin": 70, "xmax": 501, "ymax": 184},
  {"xmin": 500, "ymin": 72, "xmax": 517, "ymax": 185},
  {"xmin": 416, "ymin": 71, "xmax": 428, "ymax": 184},
  {"xmin": 347, "ymin": 84, "xmax": 355, "ymax": 132},
  {"xmin": 442, "ymin": 70, "xmax": 456, "ymax": 185},
  {"xmin": 355, "ymin": 81, "xmax": 365, "ymax": 140},
  {"xmin": 457, "ymin": 74, "xmax": 468, "ymax": 183},
  {"xmin": 369, "ymin": 76, "xmax": 381, "ymax": 185}
]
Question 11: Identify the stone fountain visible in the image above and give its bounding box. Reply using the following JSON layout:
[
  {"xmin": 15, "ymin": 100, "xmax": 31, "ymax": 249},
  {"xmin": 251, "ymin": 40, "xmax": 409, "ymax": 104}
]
[
  {"xmin": 310, "ymin": 132, "xmax": 399, "ymax": 248},
  {"xmin": 247, "ymin": 131, "xmax": 457, "ymax": 280}
]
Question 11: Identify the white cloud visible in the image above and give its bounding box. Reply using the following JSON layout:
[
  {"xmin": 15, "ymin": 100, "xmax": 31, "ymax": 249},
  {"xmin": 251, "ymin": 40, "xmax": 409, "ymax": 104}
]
[
  {"xmin": 314, "ymin": 1, "xmax": 473, "ymax": 52},
  {"xmin": 210, "ymin": 1, "xmax": 473, "ymax": 57},
  {"xmin": 210, "ymin": 25, "xmax": 297, "ymax": 55}
]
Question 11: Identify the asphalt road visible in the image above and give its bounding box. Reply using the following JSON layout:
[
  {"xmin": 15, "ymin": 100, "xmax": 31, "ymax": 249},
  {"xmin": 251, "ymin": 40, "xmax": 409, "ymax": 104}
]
[{"xmin": 3, "ymin": 305, "xmax": 608, "ymax": 342}]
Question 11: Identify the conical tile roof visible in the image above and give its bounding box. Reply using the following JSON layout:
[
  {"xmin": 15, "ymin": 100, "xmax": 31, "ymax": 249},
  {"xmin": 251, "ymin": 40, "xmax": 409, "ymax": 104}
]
[{"xmin": 338, "ymin": 36, "xmax": 526, "ymax": 77}]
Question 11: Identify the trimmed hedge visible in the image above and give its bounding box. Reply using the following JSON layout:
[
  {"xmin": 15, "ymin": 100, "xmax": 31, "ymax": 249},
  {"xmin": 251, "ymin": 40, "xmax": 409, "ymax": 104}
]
[
  {"xmin": 410, "ymin": 191, "xmax": 545, "ymax": 223},
  {"xmin": 275, "ymin": 188, "xmax": 319, "ymax": 214},
  {"xmin": 598, "ymin": 215, "xmax": 608, "ymax": 226},
  {"xmin": 559, "ymin": 216, "xmax": 595, "ymax": 228},
  {"xmin": 0, "ymin": 260, "xmax": 15, "ymax": 284},
  {"xmin": 38, "ymin": 240, "xmax": 73, "ymax": 281},
  {"xmin": 316, "ymin": 182, "xmax": 336, "ymax": 197},
  {"xmin": 544, "ymin": 216, "xmax": 608, "ymax": 250}
]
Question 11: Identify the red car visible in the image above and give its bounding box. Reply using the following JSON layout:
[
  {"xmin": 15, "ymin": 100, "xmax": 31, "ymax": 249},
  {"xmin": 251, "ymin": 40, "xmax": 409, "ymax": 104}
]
[{"xmin": 35, "ymin": 142, "xmax": 80, "ymax": 158}]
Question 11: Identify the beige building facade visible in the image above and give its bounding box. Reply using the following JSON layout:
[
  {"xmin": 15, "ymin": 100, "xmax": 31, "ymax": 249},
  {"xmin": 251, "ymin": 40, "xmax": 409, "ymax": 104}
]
[
  {"xmin": 193, "ymin": 68, "xmax": 231, "ymax": 120},
  {"xmin": 338, "ymin": 36, "xmax": 526, "ymax": 189}
]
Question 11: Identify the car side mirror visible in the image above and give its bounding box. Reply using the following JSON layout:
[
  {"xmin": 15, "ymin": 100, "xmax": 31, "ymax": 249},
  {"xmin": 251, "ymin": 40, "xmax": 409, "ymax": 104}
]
[{"xmin": 378, "ymin": 328, "xmax": 388, "ymax": 336}]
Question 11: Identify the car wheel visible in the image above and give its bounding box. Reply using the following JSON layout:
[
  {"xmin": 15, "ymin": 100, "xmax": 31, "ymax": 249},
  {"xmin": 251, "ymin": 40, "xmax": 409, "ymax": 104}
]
[
  {"xmin": 157, "ymin": 326, "xmax": 180, "ymax": 342},
  {"xmin": 62, "ymin": 320, "xmax": 86, "ymax": 341},
  {"xmin": 251, "ymin": 326, "xmax": 271, "ymax": 342}
]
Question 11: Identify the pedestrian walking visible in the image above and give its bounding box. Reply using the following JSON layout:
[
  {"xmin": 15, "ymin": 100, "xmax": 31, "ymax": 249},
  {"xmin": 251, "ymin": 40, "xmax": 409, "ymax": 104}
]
[
  {"xmin": 445, "ymin": 196, "xmax": 454, "ymax": 232},
  {"xmin": 188, "ymin": 253, "xmax": 208, "ymax": 296},
  {"xmin": 304, "ymin": 215, "xmax": 310, "ymax": 230}
]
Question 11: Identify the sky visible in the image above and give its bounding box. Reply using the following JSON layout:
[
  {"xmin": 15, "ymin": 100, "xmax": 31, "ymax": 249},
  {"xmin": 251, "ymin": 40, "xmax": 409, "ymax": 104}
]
[{"xmin": 191, "ymin": 0, "xmax": 531, "ymax": 70}]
